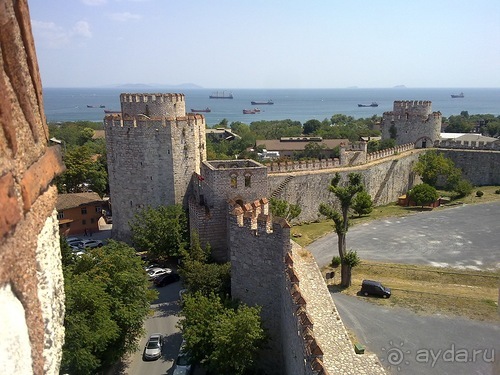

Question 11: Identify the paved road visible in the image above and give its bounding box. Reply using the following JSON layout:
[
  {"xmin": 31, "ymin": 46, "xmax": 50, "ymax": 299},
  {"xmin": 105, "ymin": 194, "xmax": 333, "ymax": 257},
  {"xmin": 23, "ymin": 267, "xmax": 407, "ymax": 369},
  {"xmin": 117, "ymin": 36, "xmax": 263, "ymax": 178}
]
[
  {"xmin": 332, "ymin": 293, "xmax": 500, "ymax": 375},
  {"xmin": 116, "ymin": 281, "xmax": 184, "ymax": 375},
  {"xmin": 309, "ymin": 202, "xmax": 500, "ymax": 270}
]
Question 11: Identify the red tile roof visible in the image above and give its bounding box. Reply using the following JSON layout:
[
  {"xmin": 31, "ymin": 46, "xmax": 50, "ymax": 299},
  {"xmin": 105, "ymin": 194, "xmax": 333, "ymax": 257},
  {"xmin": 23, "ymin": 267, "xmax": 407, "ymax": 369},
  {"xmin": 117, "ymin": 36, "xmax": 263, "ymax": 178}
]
[{"xmin": 56, "ymin": 192, "xmax": 103, "ymax": 211}]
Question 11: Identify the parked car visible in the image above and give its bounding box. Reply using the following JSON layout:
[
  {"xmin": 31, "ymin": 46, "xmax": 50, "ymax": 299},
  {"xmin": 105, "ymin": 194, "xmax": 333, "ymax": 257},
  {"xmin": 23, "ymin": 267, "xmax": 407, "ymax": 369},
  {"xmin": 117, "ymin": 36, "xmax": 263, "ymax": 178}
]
[
  {"xmin": 360, "ymin": 279, "xmax": 391, "ymax": 298},
  {"xmin": 172, "ymin": 340, "xmax": 193, "ymax": 375},
  {"xmin": 77, "ymin": 239, "xmax": 104, "ymax": 249},
  {"xmin": 65, "ymin": 237, "xmax": 82, "ymax": 247},
  {"xmin": 143, "ymin": 333, "xmax": 164, "ymax": 361},
  {"xmin": 147, "ymin": 267, "xmax": 172, "ymax": 280},
  {"xmin": 154, "ymin": 272, "xmax": 180, "ymax": 287}
]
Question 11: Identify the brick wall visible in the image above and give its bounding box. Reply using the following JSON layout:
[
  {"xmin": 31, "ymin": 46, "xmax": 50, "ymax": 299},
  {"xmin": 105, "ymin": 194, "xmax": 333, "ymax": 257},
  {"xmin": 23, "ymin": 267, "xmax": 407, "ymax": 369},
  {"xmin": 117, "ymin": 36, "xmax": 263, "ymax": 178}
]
[{"xmin": 0, "ymin": 1, "xmax": 66, "ymax": 373}]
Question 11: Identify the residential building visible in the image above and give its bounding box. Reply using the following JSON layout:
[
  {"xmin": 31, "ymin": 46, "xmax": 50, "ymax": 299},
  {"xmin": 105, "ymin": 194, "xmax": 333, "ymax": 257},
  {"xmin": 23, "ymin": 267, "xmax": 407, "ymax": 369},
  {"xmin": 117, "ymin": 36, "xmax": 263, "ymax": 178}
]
[{"xmin": 56, "ymin": 192, "xmax": 106, "ymax": 236}]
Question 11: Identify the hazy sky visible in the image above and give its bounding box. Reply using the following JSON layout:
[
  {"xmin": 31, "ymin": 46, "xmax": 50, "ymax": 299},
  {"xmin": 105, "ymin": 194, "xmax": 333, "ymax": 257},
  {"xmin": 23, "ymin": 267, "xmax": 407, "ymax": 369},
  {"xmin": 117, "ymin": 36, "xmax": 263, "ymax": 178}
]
[{"xmin": 29, "ymin": 0, "xmax": 500, "ymax": 89}]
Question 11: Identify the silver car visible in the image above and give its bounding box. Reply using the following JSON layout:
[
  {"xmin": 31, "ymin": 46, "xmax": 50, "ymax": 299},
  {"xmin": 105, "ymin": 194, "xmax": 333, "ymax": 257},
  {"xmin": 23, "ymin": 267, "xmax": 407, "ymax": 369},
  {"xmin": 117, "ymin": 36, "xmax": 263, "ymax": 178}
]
[
  {"xmin": 143, "ymin": 333, "xmax": 163, "ymax": 361},
  {"xmin": 172, "ymin": 340, "xmax": 192, "ymax": 374}
]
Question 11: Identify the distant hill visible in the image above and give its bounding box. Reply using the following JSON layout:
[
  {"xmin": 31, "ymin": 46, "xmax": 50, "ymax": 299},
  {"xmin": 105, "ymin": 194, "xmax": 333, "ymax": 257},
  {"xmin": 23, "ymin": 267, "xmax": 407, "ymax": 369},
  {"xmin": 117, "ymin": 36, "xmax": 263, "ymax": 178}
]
[{"xmin": 393, "ymin": 85, "xmax": 407, "ymax": 88}]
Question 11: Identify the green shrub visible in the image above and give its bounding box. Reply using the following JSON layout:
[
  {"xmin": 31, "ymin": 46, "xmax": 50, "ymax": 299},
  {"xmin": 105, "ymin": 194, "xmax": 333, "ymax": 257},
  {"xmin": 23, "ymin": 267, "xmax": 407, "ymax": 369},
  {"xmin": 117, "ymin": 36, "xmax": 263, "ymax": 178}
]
[
  {"xmin": 476, "ymin": 190, "xmax": 484, "ymax": 197},
  {"xmin": 453, "ymin": 179, "xmax": 473, "ymax": 198},
  {"xmin": 331, "ymin": 256, "xmax": 341, "ymax": 268},
  {"xmin": 495, "ymin": 189, "xmax": 500, "ymax": 194}
]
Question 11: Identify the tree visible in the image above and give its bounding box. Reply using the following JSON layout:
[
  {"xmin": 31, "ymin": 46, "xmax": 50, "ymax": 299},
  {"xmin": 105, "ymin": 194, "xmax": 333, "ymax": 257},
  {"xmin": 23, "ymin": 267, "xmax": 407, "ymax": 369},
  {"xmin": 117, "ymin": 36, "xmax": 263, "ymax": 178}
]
[
  {"xmin": 408, "ymin": 183, "xmax": 439, "ymax": 208},
  {"xmin": 55, "ymin": 144, "xmax": 108, "ymax": 197},
  {"xmin": 319, "ymin": 172, "xmax": 364, "ymax": 287},
  {"xmin": 342, "ymin": 250, "xmax": 361, "ymax": 287},
  {"xmin": 351, "ymin": 190, "xmax": 373, "ymax": 217},
  {"xmin": 413, "ymin": 150, "xmax": 461, "ymax": 188},
  {"xmin": 453, "ymin": 179, "xmax": 473, "ymax": 198},
  {"xmin": 269, "ymin": 197, "xmax": 301, "ymax": 222},
  {"xmin": 179, "ymin": 292, "xmax": 265, "ymax": 375},
  {"xmin": 303, "ymin": 119, "xmax": 322, "ymax": 135},
  {"xmin": 61, "ymin": 241, "xmax": 156, "ymax": 374},
  {"xmin": 178, "ymin": 232, "xmax": 231, "ymax": 297},
  {"xmin": 129, "ymin": 204, "xmax": 188, "ymax": 259}
]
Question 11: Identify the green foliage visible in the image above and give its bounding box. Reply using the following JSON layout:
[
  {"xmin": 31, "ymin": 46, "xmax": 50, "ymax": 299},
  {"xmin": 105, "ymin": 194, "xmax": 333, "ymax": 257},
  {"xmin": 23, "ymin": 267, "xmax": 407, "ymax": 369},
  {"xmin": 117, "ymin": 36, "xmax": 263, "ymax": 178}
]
[
  {"xmin": 389, "ymin": 123, "xmax": 397, "ymax": 139},
  {"xmin": 408, "ymin": 183, "xmax": 439, "ymax": 207},
  {"xmin": 453, "ymin": 179, "xmax": 473, "ymax": 198},
  {"xmin": 249, "ymin": 119, "xmax": 303, "ymax": 139},
  {"xmin": 303, "ymin": 119, "xmax": 322, "ymax": 134},
  {"xmin": 476, "ymin": 190, "xmax": 484, "ymax": 197},
  {"xmin": 129, "ymin": 205, "xmax": 188, "ymax": 258},
  {"xmin": 351, "ymin": 190, "xmax": 373, "ymax": 217},
  {"xmin": 179, "ymin": 292, "xmax": 265, "ymax": 375},
  {"xmin": 61, "ymin": 240, "xmax": 156, "ymax": 374},
  {"xmin": 178, "ymin": 232, "xmax": 231, "ymax": 297},
  {"xmin": 495, "ymin": 189, "xmax": 500, "ymax": 194},
  {"xmin": 48, "ymin": 121, "xmax": 103, "ymax": 147},
  {"xmin": 342, "ymin": 250, "xmax": 361, "ymax": 268},
  {"xmin": 54, "ymin": 144, "xmax": 108, "ymax": 197},
  {"xmin": 319, "ymin": 172, "xmax": 365, "ymax": 287},
  {"xmin": 269, "ymin": 197, "xmax": 301, "ymax": 222},
  {"xmin": 414, "ymin": 150, "xmax": 461, "ymax": 188},
  {"xmin": 331, "ymin": 256, "xmax": 341, "ymax": 268}
]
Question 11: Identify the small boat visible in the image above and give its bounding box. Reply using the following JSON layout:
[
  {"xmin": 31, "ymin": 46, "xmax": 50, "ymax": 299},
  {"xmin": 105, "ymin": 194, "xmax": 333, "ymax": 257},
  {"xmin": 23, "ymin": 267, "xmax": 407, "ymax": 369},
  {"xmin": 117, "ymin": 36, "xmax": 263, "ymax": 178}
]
[
  {"xmin": 243, "ymin": 109, "xmax": 258, "ymax": 114},
  {"xmin": 209, "ymin": 91, "xmax": 233, "ymax": 99},
  {"xmin": 451, "ymin": 92, "xmax": 464, "ymax": 98},
  {"xmin": 358, "ymin": 102, "xmax": 378, "ymax": 107},
  {"xmin": 87, "ymin": 105, "xmax": 94, "ymax": 108},
  {"xmin": 100, "ymin": 105, "xmax": 105, "ymax": 108},
  {"xmin": 191, "ymin": 107, "xmax": 211, "ymax": 113},
  {"xmin": 251, "ymin": 100, "xmax": 273, "ymax": 105}
]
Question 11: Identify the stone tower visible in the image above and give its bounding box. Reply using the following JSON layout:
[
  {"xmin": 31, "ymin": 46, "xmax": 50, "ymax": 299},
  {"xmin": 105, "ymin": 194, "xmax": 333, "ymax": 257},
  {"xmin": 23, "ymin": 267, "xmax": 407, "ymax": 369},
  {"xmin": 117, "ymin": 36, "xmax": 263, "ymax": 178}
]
[
  {"xmin": 381, "ymin": 100, "xmax": 441, "ymax": 148},
  {"xmin": 189, "ymin": 159, "xmax": 269, "ymax": 261},
  {"xmin": 104, "ymin": 93, "xmax": 206, "ymax": 242}
]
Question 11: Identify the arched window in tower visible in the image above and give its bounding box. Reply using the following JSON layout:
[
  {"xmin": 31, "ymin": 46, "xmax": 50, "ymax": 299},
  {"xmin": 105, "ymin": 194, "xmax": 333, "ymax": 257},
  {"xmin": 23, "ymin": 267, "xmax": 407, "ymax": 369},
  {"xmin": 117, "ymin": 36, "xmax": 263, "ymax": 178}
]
[
  {"xmin": 230, "ymin": 174, "xmax": 238, "ymax": 188},
  {"xmin": 245, "ymin": 173, "xmax": 251, "ymax": 187}
]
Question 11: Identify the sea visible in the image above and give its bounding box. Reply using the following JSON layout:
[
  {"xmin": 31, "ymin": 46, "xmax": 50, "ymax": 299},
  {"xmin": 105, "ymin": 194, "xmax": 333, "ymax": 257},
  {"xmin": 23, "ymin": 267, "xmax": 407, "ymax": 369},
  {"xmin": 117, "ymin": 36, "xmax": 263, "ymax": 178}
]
[{"xmin": 42, "ymin": 87, "xmax": 500, "ymax": 127}]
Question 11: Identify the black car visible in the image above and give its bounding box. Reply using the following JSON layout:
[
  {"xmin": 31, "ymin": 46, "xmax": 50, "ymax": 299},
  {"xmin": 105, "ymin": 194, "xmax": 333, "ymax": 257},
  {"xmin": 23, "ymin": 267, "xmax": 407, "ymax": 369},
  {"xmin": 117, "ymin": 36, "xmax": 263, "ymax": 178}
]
[
  {"xmin": 154, "ymin": 272, "xmax": 180, "ymax": 287},
  {"xmin": 360, "ymin": 279, "xmax": 391, "ymax": 298}
]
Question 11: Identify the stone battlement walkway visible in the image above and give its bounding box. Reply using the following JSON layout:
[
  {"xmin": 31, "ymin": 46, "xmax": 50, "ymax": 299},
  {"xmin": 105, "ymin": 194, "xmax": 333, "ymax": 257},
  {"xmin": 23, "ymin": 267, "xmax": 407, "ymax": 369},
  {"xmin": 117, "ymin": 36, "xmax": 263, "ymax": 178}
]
[{"xmin": 291, "ymin": 242, "xmax": 386, "ymax": 374}]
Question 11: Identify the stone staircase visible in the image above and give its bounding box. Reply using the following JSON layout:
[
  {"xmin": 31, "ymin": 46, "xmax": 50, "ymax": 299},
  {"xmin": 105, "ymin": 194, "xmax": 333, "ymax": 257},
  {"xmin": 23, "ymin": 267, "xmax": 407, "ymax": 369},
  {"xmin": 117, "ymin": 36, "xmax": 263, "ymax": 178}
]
[
  {"xmin": 373, "ymin": 159, "xmax": 398, "ymax": 204},
  {"xmin": 271, "ymin": 175, "xmax": 295, "ymax": 199}
]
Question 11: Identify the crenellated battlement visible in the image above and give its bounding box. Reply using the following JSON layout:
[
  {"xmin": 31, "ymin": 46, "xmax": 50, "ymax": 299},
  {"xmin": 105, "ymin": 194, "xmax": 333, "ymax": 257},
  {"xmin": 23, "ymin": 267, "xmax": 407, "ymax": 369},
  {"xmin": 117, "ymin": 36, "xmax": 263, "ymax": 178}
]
[
  {"xmin": 392, "ymin": 100, "xmax": 432, "ymax": 117},
  {"xmin": 119, "ymin": 92, "xmax": 186, "ymax": 118},
  {"xmin": 120, "ymin": 92, "xmax": 185, "ymax": 104},
  {"xmin": 104, "ymin": 113, "xmax": 206, "ymax": 128}
]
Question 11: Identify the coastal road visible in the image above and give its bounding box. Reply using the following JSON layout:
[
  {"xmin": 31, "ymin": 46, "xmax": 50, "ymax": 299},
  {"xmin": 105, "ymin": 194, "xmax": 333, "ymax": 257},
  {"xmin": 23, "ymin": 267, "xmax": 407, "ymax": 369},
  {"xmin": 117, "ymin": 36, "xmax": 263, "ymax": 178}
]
[
  {"xmin": 308, "ymin": 201, "xmax": 500, "ymax": 270},
  {"xmin": 331, "ymin": 293, "xmax": 500, "ymax": 375}
]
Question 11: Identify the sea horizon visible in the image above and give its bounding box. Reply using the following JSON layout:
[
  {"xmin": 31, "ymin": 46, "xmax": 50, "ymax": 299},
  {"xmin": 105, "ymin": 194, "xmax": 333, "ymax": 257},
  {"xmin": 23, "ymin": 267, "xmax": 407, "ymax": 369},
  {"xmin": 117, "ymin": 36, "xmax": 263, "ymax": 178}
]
[{"xmin": 42, "ymin": 87, "xmax": 500, "ymax": 126}]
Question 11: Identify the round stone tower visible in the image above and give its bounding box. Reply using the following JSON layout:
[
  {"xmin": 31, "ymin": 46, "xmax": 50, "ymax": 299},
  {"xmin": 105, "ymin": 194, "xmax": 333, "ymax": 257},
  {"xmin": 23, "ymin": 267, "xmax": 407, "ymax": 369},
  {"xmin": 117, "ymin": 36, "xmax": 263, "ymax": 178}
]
[
  {"xmin": 381, "ymin": 100, "xmax": 441, "ymax": 148},
  {"xmin": 104, "ymin": 93, "xmax": 206, "ymax": 242}
]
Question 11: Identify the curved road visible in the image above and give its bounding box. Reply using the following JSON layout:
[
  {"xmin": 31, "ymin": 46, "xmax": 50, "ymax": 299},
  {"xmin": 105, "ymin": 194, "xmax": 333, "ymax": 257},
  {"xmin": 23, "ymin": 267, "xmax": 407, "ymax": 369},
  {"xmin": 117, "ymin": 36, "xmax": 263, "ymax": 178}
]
[{"xmin": 309, "ymin": 201, "xmax": 500, "ymax": 270}]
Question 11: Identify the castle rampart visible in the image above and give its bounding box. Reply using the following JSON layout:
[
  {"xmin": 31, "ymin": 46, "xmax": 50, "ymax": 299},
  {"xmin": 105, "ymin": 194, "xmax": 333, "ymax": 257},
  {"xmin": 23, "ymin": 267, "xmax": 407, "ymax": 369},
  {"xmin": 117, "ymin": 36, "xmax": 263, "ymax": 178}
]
[
  {"xmin": 120, "ymin": 92, "xmax": 186, "ymax": 118},
  {"xmin": 381, "ymin": 100, "xmax": 441, "ymax": 147},
  {"xmin": 104, "ymin": 94, "xmax": 206, "ymax": 242},
  {"xmin": 228, "ymin": 200, "xmax": 386, "ymax": 374}
]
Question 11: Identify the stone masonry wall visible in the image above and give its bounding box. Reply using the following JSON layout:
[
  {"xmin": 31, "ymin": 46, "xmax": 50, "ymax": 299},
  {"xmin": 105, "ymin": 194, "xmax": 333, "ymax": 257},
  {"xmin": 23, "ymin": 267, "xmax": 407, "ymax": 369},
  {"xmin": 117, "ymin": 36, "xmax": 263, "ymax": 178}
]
[
  {"xmin": 381, "ymin": 100, "xmax": 441, "ymax": 147},
  {"xmin": 269, "ymin": 149, "xmax": 425, "ymax": 223},
  {"xmin": 438, "ymin": 149, "xmax": 500, "ymax": 186},
  {"xmin": 104, "ymin": 109, "xmax": 206, "ymax": 243},
  {"xmin": 1, "ymin": 1, "xmax": 66, "ymax": 373}
]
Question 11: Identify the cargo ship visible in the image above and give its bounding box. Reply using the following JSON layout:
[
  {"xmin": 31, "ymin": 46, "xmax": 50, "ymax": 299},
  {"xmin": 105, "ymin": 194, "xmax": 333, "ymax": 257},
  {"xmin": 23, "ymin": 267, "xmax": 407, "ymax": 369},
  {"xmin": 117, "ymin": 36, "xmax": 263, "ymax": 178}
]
[
  {"xmin": 358, "ymin": 102, "xmax": 378, "ymax": 107},
  {"xmin": 209, "ymin": 91, "xmax": 233, "ymax": 99},
  {"xmin": 251, "ymin": 99, "xmax": 274, "ymax": 105},
  {"xmin": 451, "ymin": 92, "xmax": 464, "ymax": 98},
  {"xmin": 191, "ymin": 107, "xmax": 211, "ymax": 113}
]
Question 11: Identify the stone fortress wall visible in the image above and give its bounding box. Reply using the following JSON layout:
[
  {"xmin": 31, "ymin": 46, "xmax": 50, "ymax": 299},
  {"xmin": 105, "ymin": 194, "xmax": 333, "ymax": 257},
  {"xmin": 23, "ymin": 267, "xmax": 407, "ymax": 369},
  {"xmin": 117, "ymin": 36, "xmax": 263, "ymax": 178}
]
[
  {"xmin": 104, "ymin": 94, "xmax": 206, "ymax": 242},
  {"xmin": 228, "ymin": 201, "xmax": 386, "ymax": 375}
]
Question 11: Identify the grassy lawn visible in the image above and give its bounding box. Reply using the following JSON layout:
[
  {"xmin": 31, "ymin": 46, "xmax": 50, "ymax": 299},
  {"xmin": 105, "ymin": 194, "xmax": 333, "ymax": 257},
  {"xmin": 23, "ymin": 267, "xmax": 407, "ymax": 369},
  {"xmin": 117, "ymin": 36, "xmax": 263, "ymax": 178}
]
[
  {"xmin": 290, "ymin": 186, "xmax": 500, "ymax": 322},
  {"xmin": 326, "ymin": 261, "xmax": 500, "ymax": 322}
]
